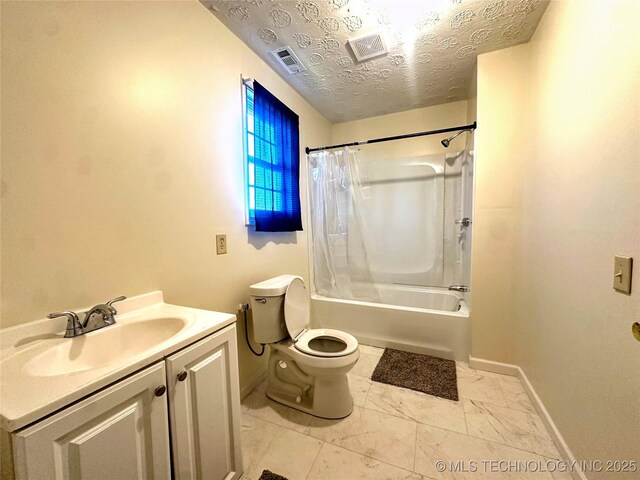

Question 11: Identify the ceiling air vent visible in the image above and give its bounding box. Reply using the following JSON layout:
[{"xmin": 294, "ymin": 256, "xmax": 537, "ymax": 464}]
[
  {"xmin": 270, "ymin": 46, "xmax": 306, "ymax": 74},
  {"xmin": 348, "ymin": 32, "xmax": 388, "ymax": 62}
]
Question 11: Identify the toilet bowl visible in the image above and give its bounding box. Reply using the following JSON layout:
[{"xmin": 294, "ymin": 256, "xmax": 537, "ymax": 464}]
[{"xmin": 249, "ymin": 275, "xmax": 360, "ymax": 419}]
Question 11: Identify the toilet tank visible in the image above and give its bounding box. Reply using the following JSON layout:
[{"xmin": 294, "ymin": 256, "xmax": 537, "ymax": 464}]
[{"xmin": 249, "ymin": 275, "xmax": 299, "ymax": 344}]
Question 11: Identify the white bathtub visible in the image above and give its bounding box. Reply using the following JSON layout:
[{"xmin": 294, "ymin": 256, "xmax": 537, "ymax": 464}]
[{"xmin": 310, "ymin": 285, "xmax": 470, "ymax": 361}]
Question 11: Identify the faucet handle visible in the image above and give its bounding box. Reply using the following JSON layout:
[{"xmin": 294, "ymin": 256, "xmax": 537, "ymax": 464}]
[
  {"xmin": 48, "ymin": 311, "xmax": 79, "ymax": 321},
  {"xmin": 48, "ymin": 311, "xmax": 83, "ymax": 337},
  {"xmin": 455, "ymin": 218, "xmax": 472, "ymax": 227},
  {"xmin": 106, "ymin": 296, "xmax": 127, "ymax": 314}
]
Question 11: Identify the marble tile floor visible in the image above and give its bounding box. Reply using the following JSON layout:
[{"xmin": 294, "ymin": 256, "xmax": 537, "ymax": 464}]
[{"xmin": 241, "ymin": 345, "xmax": 570, "ymax": 480}]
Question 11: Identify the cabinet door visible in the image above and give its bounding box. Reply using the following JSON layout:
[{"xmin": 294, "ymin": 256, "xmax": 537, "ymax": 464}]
[
  {"xmin": 166, "ymin": 324, "xmax": 243, "ymax": 480},
  {"xmin": 13, "ymin": 362, "xmax": 171, "ymax": 480}
]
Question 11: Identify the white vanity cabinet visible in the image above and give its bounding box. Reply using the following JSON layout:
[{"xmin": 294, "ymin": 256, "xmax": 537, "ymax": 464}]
[
  {"xmin": 12, "ymin": 362, "xmax": 172, "ymax": 480},
  {"xmin": 166, "ymin": 323, "xmax": 243, "ymax": 480},
  {"xmin": 9, "ymin": 323, "xmax": 243, "ymax": 480}
]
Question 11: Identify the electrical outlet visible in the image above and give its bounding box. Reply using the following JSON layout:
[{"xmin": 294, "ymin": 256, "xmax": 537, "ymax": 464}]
[{"xmin": 216, "ymin": 234, "xmax": 227, "ymax": 255}]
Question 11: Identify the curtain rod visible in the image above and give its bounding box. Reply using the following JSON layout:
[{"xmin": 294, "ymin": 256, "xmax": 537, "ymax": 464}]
[{"xmin": 304, "ymin": 121, "xmax": 477, "ymax": 154}]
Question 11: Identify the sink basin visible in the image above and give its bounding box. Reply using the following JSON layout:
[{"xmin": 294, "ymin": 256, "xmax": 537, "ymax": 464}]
[
  {"xmin": 1, "ymin": 290, "xmax": 238, "ymax": 432},
  {"xmin": 24, "ymin": 317, "xmax": 187, "ymax": 377}
]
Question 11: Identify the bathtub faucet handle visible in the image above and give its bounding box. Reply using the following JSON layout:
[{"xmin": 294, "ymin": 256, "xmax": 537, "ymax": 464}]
[{"xmin": 448, "ymin": 285, "xmax": 470, "ymax": 293}]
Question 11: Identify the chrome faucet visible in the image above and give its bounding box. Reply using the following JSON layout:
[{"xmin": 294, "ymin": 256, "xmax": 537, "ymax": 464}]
[
  {"xmin": 455, "ymin": 217, "xmax": 472, "ymax": 228},
  {"xmin": 448, "ymin": 285, "xmax": 470, "ymax": 293},
  {"xmin": 48, "ymin": 296, "xmax": 126, "ymax": 338}
]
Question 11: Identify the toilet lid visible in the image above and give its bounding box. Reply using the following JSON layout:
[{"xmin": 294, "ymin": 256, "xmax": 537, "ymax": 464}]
[{"xmin": 284, "ymin": 277, "xmax": 310, "ymax": 339}]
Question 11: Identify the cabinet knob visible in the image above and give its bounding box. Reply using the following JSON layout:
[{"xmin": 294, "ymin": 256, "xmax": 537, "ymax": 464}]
[
  {"xmin": 155, "ymin": 385, "xmax": 166, "ymax": 397},
  {"xmin": 177, "ymin": 371, "xmax": 188, "ymax": 382}
]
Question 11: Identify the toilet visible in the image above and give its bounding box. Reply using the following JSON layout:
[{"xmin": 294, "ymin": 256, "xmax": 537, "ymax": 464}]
[{"xmin": 249, "ymin": 275, "xmax": 360, "ymax": 419}]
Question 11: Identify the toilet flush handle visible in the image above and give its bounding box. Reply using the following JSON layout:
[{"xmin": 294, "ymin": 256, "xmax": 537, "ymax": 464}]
[{"xmin": 254, "ymin": 298, "xmax": 267, "ymax": 304}]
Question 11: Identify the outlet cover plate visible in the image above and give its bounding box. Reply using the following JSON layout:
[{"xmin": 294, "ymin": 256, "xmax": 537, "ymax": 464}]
[
  {"xmin": 216, "ymin": 234, "xmax": 227, "ymax": 255},
  {"xmin": 613, "ymin": 255, "xmax": 632, "ymax": 294}
]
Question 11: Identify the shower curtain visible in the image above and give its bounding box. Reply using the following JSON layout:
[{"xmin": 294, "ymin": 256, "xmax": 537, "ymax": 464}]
[
  {"xmin": 308, "ymin": 148, "xmax": 378, "ymax": 301},
  {"xmin": 309, "ymin": 138, "xmax": 474, "ymax": 304}
]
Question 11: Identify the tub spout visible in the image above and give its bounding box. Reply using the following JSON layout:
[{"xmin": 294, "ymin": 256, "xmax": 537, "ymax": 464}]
[{"xmin": 448, "ymin": 285, "xmax": 470, "ymax": 293}]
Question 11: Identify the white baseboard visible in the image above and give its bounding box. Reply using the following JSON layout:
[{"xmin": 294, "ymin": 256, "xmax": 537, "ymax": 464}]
[
  {"xmin": 240, "ymin": 370, "xmax": 267, "ymax": 400},
  {"xmin": 469, "ymin": 357, "xmax": 587, "ymax": 480},
  {"xmin": 469, "ymin": 356, "xmax": 520, "ymax": 376}
]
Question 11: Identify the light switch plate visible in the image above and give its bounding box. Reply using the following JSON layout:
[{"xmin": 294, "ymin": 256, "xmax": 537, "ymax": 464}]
[
  {"xmin": 216, "ymin": 234, "xmax": 227, "ymax": 255},
  {"xmin": 613, "ymin": 256, "xmax": 632, "ymax": 294}
]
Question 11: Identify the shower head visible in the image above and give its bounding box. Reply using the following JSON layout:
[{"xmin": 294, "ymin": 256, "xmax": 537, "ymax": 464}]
[{"xmin": 441, "ymin": 129, "xmax": 471, "ymax": 148}]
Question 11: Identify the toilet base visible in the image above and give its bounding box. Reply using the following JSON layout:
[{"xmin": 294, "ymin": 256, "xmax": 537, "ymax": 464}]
[
  {"xmin": 266, "ymin": 380, "xmax": 353, "ymax": 419},
  {"xmin": 266, "ymin": 349, "xmax": 355, "ymax": 419}
]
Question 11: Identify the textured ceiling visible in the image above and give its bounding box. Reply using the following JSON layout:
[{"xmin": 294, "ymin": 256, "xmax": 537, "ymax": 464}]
[{"xmin": 203, "ymin": 0, "xmax": 549, "ymax": 122}]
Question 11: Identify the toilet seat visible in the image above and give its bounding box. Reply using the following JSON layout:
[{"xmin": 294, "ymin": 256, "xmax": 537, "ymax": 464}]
[
  {"xmin": 284, "ymin": 278, "xmax": 358, "ymax": 358},
  {"xmin": 295, "ymin": 328, "xmax": 359, "ymax": 357}
]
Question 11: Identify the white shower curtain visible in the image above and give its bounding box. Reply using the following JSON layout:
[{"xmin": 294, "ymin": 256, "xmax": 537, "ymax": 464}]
[{"xmin": 308, "ymin": 148, "xmax": 378, "ymax": 301}]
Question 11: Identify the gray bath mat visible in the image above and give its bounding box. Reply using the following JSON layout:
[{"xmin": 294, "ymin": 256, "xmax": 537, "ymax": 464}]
[
  {"xmin": 259, "ymin": 470, "xmax": 288, "ymax": 480},
  {"xmin": 371, "ymin": 348, "xmax": 459, "ymax": 401}
]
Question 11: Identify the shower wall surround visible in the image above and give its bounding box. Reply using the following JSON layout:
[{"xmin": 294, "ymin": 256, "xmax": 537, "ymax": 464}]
[
  {"xmin": 327, "ymin": 100, "xmax": 472, "ymax": 296},
  {"xmin": 310, "ymin": 147, "xmax": 470, "ymax": 294}
]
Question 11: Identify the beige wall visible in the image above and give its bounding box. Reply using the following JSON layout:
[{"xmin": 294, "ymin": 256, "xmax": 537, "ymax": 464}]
[
  {"xmin": 466, "ymin": 66, "xmax": 477, "ymax": 125},
  {"xmin": 476, "ymin": 0, "xmax": 640, "ymax": 475},
  {"xmin": 0, "ymin": 0, "xmax": 332, "ymax": 390},
  {"xmin": 332, "ymin": 101, "xmax": 469, "ymax": 155},
  {"xmin": 472, "ymin": 44, "xmax": 531, "ymax": 363},
  {"xmin": 521, "ymin": 0, "xmax": 640, "ymax": 472}
]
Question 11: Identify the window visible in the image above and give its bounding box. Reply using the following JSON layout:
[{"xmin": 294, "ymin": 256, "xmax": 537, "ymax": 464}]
[
  {"xmin": 245, "ymin": 85, "xmax": 256, "ymax": 224},
  {"xmin": 243, "ymin": 80, "xmax": 302, "ymax": 232}
]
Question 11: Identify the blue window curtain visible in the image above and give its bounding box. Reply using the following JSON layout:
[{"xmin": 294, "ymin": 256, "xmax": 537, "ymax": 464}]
[{"xmin": 252, "ymin": 81, "xmax": 303, "ymax": 232}]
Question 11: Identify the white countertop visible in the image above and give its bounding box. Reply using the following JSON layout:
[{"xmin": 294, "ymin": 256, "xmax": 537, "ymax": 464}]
[{"xmin": 0, "ymin": 291, "xmax": 236, "ymax": 432}]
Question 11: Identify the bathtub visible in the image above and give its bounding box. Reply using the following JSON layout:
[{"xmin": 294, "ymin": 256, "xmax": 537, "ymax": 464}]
[{"xmin": 310, "ymin": 284, "xmax": 470, "ymax": 361}]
